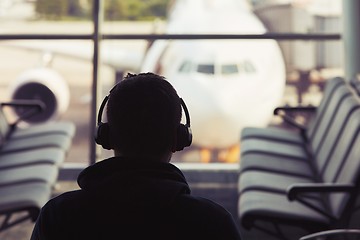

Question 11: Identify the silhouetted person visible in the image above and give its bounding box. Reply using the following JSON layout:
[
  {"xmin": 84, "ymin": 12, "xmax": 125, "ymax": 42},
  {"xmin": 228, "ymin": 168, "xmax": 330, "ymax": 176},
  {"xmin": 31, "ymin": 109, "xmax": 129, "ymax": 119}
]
[{"xmin": 30, "ymin": 72, "xmax": 242, "ymax": 240}]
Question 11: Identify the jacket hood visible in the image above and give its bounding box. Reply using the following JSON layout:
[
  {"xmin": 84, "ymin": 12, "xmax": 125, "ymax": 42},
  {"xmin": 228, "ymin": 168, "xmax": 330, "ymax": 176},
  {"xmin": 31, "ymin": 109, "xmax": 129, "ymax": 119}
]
[{"xmin": 77, "ymin": 157, "xmax": 190, "ymax": 204}]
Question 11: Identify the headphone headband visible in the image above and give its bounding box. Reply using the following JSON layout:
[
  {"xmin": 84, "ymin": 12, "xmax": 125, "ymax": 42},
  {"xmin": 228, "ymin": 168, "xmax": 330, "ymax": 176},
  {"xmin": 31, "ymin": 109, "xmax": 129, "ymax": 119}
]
[
  {"xmin": 97, "ymin": 94, "xmax": 190, "ymax": 127},
  {"xmin": 97, "ymin": 95, "xmax": 109, "ymax": 125},
  {"xmin": 95, "ymin": 86, "xmax": 192, "ymax": 151},
  {"xmin": 180, "ymin": 98, "xmax": 190, "ymax": 127}
]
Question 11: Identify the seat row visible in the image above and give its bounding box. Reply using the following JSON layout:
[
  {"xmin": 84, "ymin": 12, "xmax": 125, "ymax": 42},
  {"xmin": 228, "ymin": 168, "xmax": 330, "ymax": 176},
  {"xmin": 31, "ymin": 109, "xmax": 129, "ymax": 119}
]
[
  {"xmin": 0, "ymin": 100, "xmax": 75, "ymax": 232},
  {"xmin": 237, "ymin": 77, "xmax": 360, "ymax": 238}
]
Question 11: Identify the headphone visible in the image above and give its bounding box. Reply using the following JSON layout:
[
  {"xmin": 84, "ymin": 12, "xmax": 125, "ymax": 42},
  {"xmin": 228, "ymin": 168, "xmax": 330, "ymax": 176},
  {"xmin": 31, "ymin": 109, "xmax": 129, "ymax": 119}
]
[{"xmin": 95, "ymin": 85, "xmax": 192, "ymax": 151}]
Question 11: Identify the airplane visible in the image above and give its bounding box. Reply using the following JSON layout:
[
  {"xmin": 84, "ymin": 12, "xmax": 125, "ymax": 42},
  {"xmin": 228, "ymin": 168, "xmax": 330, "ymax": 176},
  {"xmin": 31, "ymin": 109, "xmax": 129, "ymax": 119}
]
[{"xmin": 2, "ymin": 0, "xmax": 286, "ymax": 163}]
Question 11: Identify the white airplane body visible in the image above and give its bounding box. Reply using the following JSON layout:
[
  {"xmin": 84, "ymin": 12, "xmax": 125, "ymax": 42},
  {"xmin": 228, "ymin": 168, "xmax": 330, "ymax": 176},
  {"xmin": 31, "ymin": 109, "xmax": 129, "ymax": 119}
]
[
  {"xmin": 3, "ymin": 0, "xmax": 286, "ymax": 162},
  {"xmin": 141, "ymin": 0, "xmax": 286, "ymax": 160}
]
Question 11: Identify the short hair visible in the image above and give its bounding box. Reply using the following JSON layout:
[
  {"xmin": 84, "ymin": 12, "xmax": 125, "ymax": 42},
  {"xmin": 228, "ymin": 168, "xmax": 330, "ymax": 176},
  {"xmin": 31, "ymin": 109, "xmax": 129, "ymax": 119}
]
[{"xmin": 107, "ymin": 72, "xmax": 182, "ymax": 155}]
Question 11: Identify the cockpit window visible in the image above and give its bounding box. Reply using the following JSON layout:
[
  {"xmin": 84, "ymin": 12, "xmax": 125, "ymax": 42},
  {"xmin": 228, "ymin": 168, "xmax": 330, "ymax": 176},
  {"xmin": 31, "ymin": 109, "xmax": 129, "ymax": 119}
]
[
  {"xmin": 221, "ymin": 64, "xmax": 238, "ymax": 75},
  {"xmin": 243, "ymin": 61, "xmax": 256, "ymax": 73},
  {"xmin": 179, "ymin": 61, "xmax": 192, "ymax": 73},
  {"xmin": 179, "ymin": 60, "xmax": 256, "ymax": 75},
  {"xmin": 197, "ymin": 64, "xmax": 215, "ymax": 74}
]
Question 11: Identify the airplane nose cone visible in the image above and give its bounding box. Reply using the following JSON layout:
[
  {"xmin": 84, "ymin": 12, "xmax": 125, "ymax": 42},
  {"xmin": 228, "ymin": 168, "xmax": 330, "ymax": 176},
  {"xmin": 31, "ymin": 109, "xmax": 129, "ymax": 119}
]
[
  {"xmin": 170, "ymin": 74, "xmax": 282, "ymax": 149},
  {"xmin": 180, "ymin": 87, "xmax": 244, "ymax": 148}
]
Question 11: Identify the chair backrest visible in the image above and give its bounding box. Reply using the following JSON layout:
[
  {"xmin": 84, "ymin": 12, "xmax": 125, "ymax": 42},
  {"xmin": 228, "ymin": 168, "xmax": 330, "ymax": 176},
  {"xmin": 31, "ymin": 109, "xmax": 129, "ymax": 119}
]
[
  {"xmin": 350, "ymin": 77, "xmax": 360, "ymax": 96},
  {"xmin": 308, "ymin": 83, "xmax": 352, "ymax": 161},
  {"xmin": 325, "ymin": 108, "xmax": 360, "ymax": 218},
  {"xmin": 306, "ymin": 77, "xmax": 345, "ymax": 140},
  {"xmin": 311, "ymin": 89, "xmax": 360, "ymax": 180},
  {"xmin": 0, "ymin": 107, "xmax": 11, "ymax": 146}
]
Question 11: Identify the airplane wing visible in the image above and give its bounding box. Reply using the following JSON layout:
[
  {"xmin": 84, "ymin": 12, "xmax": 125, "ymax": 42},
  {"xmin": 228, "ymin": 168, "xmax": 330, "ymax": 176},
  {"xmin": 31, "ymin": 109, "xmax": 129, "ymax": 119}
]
[{"xmin": 1, "ymin": 40, "xmax": 146, "ymax": 72}]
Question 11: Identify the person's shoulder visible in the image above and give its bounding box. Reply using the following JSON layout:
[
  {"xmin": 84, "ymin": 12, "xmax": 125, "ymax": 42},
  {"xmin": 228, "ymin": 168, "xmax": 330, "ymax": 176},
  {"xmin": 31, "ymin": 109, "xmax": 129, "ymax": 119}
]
[
  {"xmin": 42, "ymin": 189, "xmax": 91, "ymax": 214},
  {"xmin": 175, "ymin": 194, "xmax": 229, "ymax": 214},
  {"xmin": 172, "ymin": 195, "xmax": 242, "ymax": 239},
  {"xmin": 48, "ymin": 189, "xmax": 83, "ymax": 203},
  {"xmin": 40, "ymin": 189, "xmax": 97, "ymax": 227},
  {"xmin": 173, "ymin": 194, "xmax": 237, "ymax": 225}
]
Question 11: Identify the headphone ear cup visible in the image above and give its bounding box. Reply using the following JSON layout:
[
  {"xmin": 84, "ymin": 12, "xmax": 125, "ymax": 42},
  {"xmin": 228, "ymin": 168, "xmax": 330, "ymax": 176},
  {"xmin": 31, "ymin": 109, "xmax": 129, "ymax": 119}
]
[
  {"xmin": 176, "ymin": 124, "xmax": 192, "ymax": 151},
  {"xmin": 95, "ymin": 123, "xmax": 112, "ymax": 150}
]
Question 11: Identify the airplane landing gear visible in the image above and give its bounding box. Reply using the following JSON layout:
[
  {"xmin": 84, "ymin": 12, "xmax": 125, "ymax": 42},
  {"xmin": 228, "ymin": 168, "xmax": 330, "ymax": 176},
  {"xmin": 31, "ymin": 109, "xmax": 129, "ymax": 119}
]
[{"xmin": 199, "ymin": 144, "xmax": 240, "ymax": 163}]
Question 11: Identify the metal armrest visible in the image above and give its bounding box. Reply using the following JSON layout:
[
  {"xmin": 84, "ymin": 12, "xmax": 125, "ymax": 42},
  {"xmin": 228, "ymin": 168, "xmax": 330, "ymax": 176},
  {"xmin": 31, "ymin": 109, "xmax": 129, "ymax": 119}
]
[
  {"xmin": 274, "ymin": 109, "xmax": 306, "ymax": 131},
  {"xmin": 1, "ymin": 99, "xmax": 45, "ymax": 111},
  {"xmin": 1, "ymin": 100, "xmax": 45, "ymax": 128},
  {"xmin": 300, "ymin": 229, "xmax": 360, "ymax": 240},
  {"xmin": 274, "ymin": 106, "xmax": 317, "ymax": 114},
  {"xmin": 274, "ymin": 106, "xmax": 316, "ymax": 131},
  {"xmin": 287, "ymin": 183, "xmax": 356, "ymax": 201},
  {"xmin": 286, "ymin": 183, "xmax": 356, "ymax": 220}
]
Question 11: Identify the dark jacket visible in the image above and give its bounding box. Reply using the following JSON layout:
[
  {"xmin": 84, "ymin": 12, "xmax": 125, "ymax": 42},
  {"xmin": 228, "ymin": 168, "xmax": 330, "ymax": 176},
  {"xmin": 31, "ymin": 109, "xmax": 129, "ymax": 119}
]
[{"xmin": 31, "ymin": 157, "xmax": 242, "ymax": 240}]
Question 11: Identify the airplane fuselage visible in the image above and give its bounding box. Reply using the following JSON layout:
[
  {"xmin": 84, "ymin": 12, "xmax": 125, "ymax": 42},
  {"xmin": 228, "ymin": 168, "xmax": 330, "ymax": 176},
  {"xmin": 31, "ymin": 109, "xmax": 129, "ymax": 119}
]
[{"xmin": 141, "ymin": 0, "xmax": 286, "ymax": 159}]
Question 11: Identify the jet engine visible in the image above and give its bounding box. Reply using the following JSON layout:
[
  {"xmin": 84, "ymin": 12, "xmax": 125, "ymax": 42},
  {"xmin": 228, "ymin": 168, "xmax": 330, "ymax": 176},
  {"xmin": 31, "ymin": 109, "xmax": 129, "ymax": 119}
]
[{"xmin": 7, "ymin": 67, "xmax": 70, "ymax": 124}]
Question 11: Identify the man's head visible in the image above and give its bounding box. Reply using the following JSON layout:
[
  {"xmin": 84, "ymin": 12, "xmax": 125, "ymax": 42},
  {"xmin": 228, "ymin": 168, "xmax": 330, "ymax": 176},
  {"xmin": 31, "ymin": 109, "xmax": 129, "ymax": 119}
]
[{"xmin": 106, "ymin": 72, "xmax": 183, "ymax": 158}]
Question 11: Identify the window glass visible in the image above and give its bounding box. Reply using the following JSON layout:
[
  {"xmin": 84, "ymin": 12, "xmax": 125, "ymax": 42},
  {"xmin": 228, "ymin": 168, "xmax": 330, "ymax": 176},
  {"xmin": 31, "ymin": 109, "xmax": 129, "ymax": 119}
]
[
  {"xmin": 0, "ymin": 0, "xmax": 344, "ymax": 166},
  {"xmin": 243, "ymin": 61, "xmax": 256, "ymax": 73},
  {"xmin": 0, "ymin": 0, "xmax": 94, "ymax": 164},
  {"xmin": 179, "ymin": 61, "xmax": 192, "ymax": 73},
  {"xmin": 197, "ymin": 64, "xmax": 215, "ymax": 74},
  {"xmin": 221, "ymin": 64, "xmax": 238, "ymax": 75}
]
